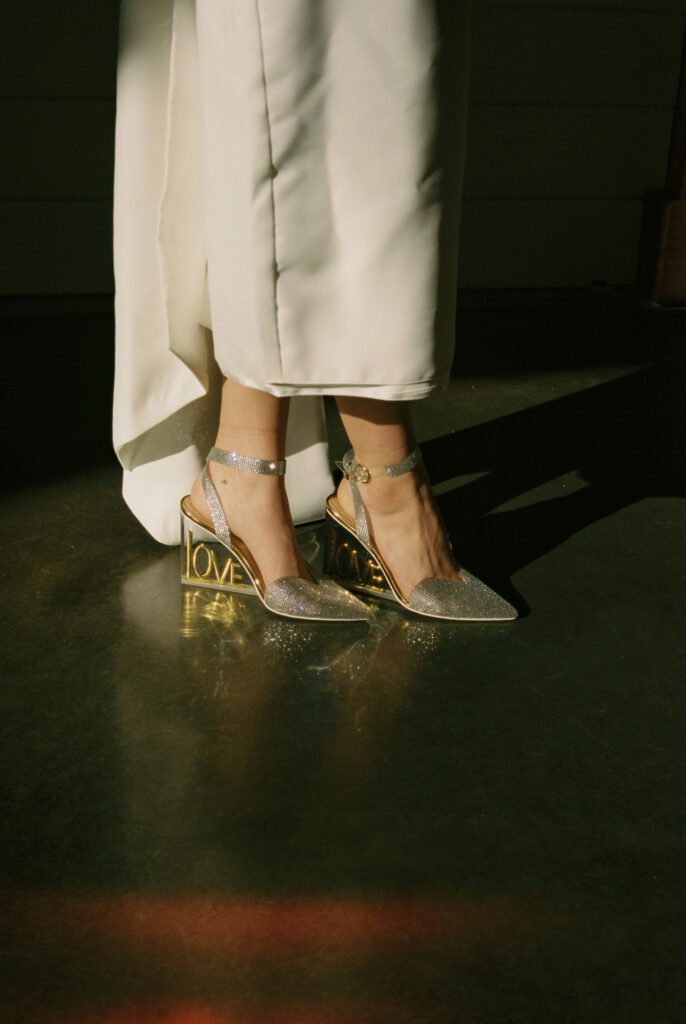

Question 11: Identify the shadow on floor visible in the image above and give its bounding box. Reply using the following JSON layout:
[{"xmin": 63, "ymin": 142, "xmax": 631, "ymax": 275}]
[{"xmin": 417, "ymin": 362, "xmax": 684, "ymax": 599}]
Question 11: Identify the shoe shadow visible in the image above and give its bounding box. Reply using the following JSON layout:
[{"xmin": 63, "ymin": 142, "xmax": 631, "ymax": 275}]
[{"xmin": 422, "ymin": 362, "xmax": 685, "ymax": 606}]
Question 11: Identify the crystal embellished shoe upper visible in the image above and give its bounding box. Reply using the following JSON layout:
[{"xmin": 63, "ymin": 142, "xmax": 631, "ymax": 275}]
[
  {"xmin": 180, "ymin": 447, "xmax": 370, "ymax": 622},
  {"xmin": 324, "ymin": 447, "xmax": 518, "ymax": 622}
]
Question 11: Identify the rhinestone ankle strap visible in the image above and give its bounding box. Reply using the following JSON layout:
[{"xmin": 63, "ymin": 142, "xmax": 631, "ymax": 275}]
[
  {"xmin": 206, "ymin": 447, "xmax": 286, "ymax": 476},
  {"xmin": 200, "ymin": 446, "xmax": 286, "ymax": 547},
  {"xmin": 335, "ymin": 447, "xmax": 423, "ymax": 546}
]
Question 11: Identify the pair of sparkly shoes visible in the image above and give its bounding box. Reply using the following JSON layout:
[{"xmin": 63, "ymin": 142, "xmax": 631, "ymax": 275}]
[{"xmin": 180, "ymin": 446, "xmax": 518, "ymax": 623}]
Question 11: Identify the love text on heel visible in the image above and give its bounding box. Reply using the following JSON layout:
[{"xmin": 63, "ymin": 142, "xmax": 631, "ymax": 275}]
[
  {"xmin": 326, "ymin": 523, "xmax": 389, "ymax": 595},
  {"xmin": 183, "ymin": 528, "xmax": 252, "ymax": 590}
]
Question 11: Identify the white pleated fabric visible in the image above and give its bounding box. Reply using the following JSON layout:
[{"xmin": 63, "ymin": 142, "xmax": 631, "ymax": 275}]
[{"xmin": 112, "ymin": 0, "xmax": 471, "ymax": 545}]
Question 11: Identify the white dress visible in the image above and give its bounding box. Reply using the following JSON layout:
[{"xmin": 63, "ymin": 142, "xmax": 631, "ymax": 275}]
[{"xmin": 112, "ymin": 0, "xmax": 471, "ymax": 544}]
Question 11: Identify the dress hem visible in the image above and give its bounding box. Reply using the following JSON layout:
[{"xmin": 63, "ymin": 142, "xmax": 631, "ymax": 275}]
[{"xmin": 217, "ymin": 368, "xmax": 449, "ymax": 401}]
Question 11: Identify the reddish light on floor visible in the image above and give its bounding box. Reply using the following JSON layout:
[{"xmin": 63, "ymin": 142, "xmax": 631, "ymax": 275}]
[
  {"xmin": 2, "ymin": 893, "xmax": 567, "ymax": 957},
  {"xmin": 53, "ymin": 1002, "xmax": 435, "ymax": 1024}
]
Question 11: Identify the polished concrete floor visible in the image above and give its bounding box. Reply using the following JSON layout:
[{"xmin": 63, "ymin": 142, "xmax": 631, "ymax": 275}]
[{"xmin": 1, "ymin": 296, "xmax": 685, "ymax": 1023}]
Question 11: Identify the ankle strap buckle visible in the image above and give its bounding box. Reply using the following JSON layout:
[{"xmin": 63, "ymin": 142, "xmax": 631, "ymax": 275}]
[
  {"xmin": 336, "ymin": 453, "xmax": 371, "ymax": 483},
  {"xmin": 336, "ymin": 447, "xmax": 422, "ymax": 484}
]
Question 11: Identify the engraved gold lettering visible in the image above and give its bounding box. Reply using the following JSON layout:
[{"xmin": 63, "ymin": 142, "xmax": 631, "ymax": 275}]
[
  {"xmin": 369, "ymin": 565, "xmax": 386, "ymax": 587},
  {"xmin": 332, "ymin": 539, "xmax": 387, "ymax": 593},
  {"xmin": 208, "ymin": 547, "xmax": 231, "ymax": 585},
  {"xmin": 359, "ymin": 554, "xmax": 384, "ymax": 589},
  {"xmin": 184, "ymin": 531, "xmax": 251, "ymax": 590},
  {"xmin": 185, "ymin": 530, "xmax": 193, "ymax": 578},
  {"xmin": 191, "ymin": 543, "xmax": 213, "ymax": 579},
  {"xmin": 229, "ymin": 560, "xmax": 247, "ymax": 587}
]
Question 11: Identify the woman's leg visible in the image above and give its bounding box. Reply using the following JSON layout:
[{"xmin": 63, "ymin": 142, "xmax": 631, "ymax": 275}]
[
  {"xmin": 190, "ymin": 378, "xmax": 311, "ymax": 586},
  {"xmin": 335, "ymin": 397, "xmax": 463, "ymax": 597}
]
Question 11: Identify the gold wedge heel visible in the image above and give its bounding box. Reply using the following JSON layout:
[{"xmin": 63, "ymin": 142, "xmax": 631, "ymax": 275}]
[
  {"xmin": 180, "ymin": 447, "xmax": 370, "ymax": 622},
  {"xmin": 181, "ymin": 503, "xmax": 260, "ymax": 596},
  {"xmin": 324, "ymin": 448, "xmax": 518, "ymax": 622}
]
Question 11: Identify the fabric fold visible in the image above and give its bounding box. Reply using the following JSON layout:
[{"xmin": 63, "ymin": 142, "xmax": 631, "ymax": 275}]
[{"xmin": 113, "ymin": 0, "xmax": 333, "ymax": 545}]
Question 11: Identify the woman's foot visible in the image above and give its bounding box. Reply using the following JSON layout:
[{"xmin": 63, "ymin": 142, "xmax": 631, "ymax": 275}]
[
  {"xmin": 335, "ymin": 464, "xmax": 465, "ymax": 600},
  {"xmin": 190, "ymin": 461, "xmax": 313, "ymax": 588}
]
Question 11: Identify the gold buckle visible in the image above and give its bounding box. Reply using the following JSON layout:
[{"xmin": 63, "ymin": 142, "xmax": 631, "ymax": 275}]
[{"xmin": 336, "ymin": 459, "xmax": 371, "ymax": 484}]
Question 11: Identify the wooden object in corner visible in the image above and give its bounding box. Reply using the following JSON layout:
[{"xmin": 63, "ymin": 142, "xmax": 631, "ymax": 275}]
[{"xmin": 652, "ymin": 29, "xmax": 686, "ymax": 304}]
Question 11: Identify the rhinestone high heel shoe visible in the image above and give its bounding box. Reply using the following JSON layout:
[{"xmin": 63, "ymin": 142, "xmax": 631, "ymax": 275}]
[
  {"xmin": 180, "ymin": 447, "xmax": 369, "ymax": 622},
  {"xmin": 323, "ymin": 448, "xmax": 518, "ymax": 621}
]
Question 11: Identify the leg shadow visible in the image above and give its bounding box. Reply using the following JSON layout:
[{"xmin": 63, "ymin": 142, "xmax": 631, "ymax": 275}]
[{"xmin": 423, "ymin": 362, "xmax": 685, "ymax": 598}]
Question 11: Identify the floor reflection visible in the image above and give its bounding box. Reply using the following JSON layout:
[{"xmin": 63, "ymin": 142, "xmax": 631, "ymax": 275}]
[
  {"xmin": 3, "ymin": 307, "xmax": 684, "ymax": 1023},
  {"xmin": 123, "ymin": 523, "xmax": 510, "ymax": 682},
  {"xmin": 116, "ymin": 547, "xmax": 445, "ymax": 887}
]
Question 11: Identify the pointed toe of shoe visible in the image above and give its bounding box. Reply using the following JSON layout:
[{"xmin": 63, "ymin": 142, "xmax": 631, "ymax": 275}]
[
  {"xmin": 264, "ymin": 577, "xmax": 370, "ymax": 621},
  {"xmin": 407, "ymin": 572, "xmax": 518, "ymax": 622}
]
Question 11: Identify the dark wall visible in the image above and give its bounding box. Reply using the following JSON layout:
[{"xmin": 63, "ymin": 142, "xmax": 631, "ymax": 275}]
[
  {"xmin": 0, "ymin": 3, "xmax": 119, "ymax": 294},
  {"xmin": 1, "ymin": 0, "xmax": 684, "ymax": 295}
]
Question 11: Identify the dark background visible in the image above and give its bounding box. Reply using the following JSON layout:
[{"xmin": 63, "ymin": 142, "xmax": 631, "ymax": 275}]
[
  {"xmin": 1, "ymin": 6, "xmax": 685, "ymax": 1024},
  {"xmin": 1, "ymin": 0, "xmax": 684, "ymax": 297}
]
